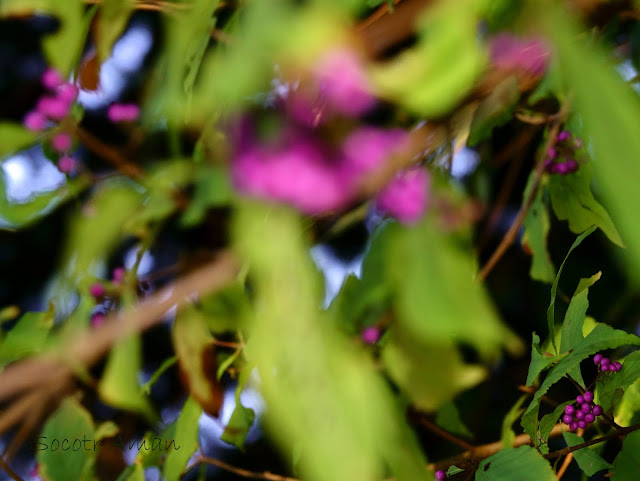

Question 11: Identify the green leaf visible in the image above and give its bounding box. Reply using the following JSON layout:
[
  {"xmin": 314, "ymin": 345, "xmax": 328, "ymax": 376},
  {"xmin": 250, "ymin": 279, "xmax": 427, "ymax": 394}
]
[
  {"xmin": 115, "ymin": 464, "xmax": 144, "ymax": 481},
  {"xmin": 501, "ymin": 395, "xmax": 527, "ymax": 449},
  {"xmin": 199, "ymin": 283, "xmax": 249, "ymax": 334},
  {"xmin": 0, "ymin": 123, "xmax": 38, "ymax": 158},
  {"xmin": 37, "ymin": 397, "xmax": 97, "ymax": 481},
  {"xmin": 141, "ymin": 356, "xmax": 177, "ymax": 395},
  {"xmin": 94, "ymin": 421, "xmax": 119, "ymax": 441},
  {"xmin": 96, "ymin": 0, "xmax": 134, "ymax": 62},
  {"xmin": 468, "ymin": 76, "xmax": 520, "ymax": 146},
  {"xmin": 547, "ymin": 226, "xmax": 596, "ymax": 354},
  {"xmin": 549, "ymin": 162, "xmax": 623, "ymax": 247},
  {"xmin": 615, "ymin": 377, "xmax": 640, "ymax": 427},
  {"xmin": 172, "ymin": 306, "xmax": 223, "ymax": 416},
  {"xmin": 525, "ymin": 333, "xmax": 565, "ymax": 387},
  {"xmin": 98, "ymin": 335, "xmax": 156, "ymax": 421},
  {"xmin": 163, "ymin": 396, "xmax": 202, "ymax": 481},
  {"xmin": 521, "ymin": 323, "xmax": 640, "ymax": 444},
  {"xmin": 562, "ymin": 431, "xmax": 612, "ymax": 476},
  {"xmin": 475, "ymin": 446, "xmax": 556, "ymax": 481},
  {"xmin": 233, "ymin": 202, "xmax": 429, "ymax": 481},
  {"xmin": 221, "ymin": 368, "xmax": 255, "ymax": 450},
  {"xmin": 181, "ymin": 166, "xmax": 233, "ymax": 227},
  {"xmin": 537, "ymin": 401, "xmax": 572, "ymax": 453},
  {"xmin": 559, "ymin": 271, "xmax": 601, "ymax": 387},
  {"xmin": 0, "ymin": 308, "xmax": 54, "ymax": 367},
  {"xmin": 436, "ymin": 401, "xmax": 473, "ymax": 440},
  {"xmin": 611, "ymin": 430, "xmax": 640, "ymax": 481},
  {"xmin": 522, "ymin": 177, "xmax": 555, "ymax": 284},
  {"xmin": 597, "ymin": 350, "xmax": 640, "ymax": 414}
]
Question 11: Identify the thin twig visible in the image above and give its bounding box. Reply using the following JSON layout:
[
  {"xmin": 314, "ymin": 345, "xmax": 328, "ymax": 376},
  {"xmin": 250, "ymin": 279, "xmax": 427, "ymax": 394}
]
[
  {"xmin": 414, "ymin": 416, "xmax": 476, "ymax": 451},
  {"xmin": 544, "ymin": 422, "xmax": 640, "ymax": 460},
  {"xmin": 517, "ymin": 385, "xmax": 559, "ymax": 408},
  {"xmin": 73, "ymin": 127, "xmax": 144, "ymax": 179},
  {"xmin": 555, "ymin": 451, "xmax": 573, "ymax": 479},
  {"xmin": 194, "ymin": 456, "xmax": 300, "ymax": 481},
  {"xmin": 0, "ymin": 457, "xmax": 24, "ymax": 481}
]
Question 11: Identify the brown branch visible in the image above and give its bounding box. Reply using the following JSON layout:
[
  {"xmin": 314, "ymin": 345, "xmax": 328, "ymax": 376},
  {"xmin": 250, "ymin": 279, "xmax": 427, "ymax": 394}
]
[
  {"xmin": 0, "ymin": 457, "xmax": 24, "ymax": 481},
  {"xmin": 414, "ymin": 415, "xmax": 476, "ymax": 451},
  {"xmin": 195, "ymin": 456, "xmax": 301, "ymax": 481},
  {"xmin": 517, "ymin": 385, "xmax": 559, "ymax": 408},
  {"xmin": 544, "ymin": 422, "xmax": 640, "ymax": 460},
  {"xmin": 555, "ymin": 451, "xmax": 573, "ymax": 479},
  {"xmin": 72, "ymin": 127, "xmax": 144, "ymax": 179}
]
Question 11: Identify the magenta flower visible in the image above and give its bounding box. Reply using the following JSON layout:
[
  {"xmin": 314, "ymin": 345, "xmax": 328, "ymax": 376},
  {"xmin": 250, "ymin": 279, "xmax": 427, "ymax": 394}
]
[
  {"xmin": 376, "ymin": 167, "xmax": 430, "ymax": 225},
  {"xmin": 36, "ymin": 96, "xmax": 70, "ymax": 121},
  {"xmin": 341, "ymin": 127, "xmax": 409, "ymax": 182},
  {"xmin": 314, "ymin": 48, "xmax": 376, "ymax": 117},
  {"xmin": 41, "ymin": 68, "xmax": 65, "ymax": 90},
  {"xmin": 23, "ymin": 111, "xmax": 47, "ymax": 131},
  {"xmin": 58, "ymin": 155, "xmax": 77, "ymax": 174},
  {"xmin": 107, "ymin": 103, "xmax": 140, "ymax": 123},
  {"xmin": 361, "ymin": 326, "xmax": 381, "ymax": 344},
  {"xmin": 489, "ymin": 34, "xmax": 550, "ymax": 77},
  {"xmin": 51, "ymin": 132, "xmax": 73, "ymax": 153}
]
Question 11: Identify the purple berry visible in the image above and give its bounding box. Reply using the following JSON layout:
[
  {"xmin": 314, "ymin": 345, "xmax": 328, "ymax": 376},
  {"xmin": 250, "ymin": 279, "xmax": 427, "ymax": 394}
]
[
  {"xmin": 112, "ymin": 267, "xmax": 126, "ymax": 284},
  {"xmin": 600, "ymin": 358, "xmax": 611, "ymax": 369},
  {"xmin": 564, "ymin": 159, "xmax": 578, "ymax": 173},
  {"xmin": 547, "ymin": 147, "xmax": 557, "ymax": 159},
  {"xmin": 612, "ymin": 362, "xmax": 622, "ymax": 372},
  {"xmin": 564, "ymin": 405, "xmax": 575, "ymax": 415},
  {"xmin": 376, "ymin": 167, "xmax": 430, "ymax": 225},
  {"xmin": 570, "ymin": 421, "xmax": 579, "ymax": 431},
  {"xmin": 544, "ymin": 158, "xmax": 554, "ymax": 171},
  {"xmin": 107, "ymin": 103, "xmax": 140, "ymax": 123},
  {"xmin": 593, "ymin": 405, "xmax": 603, "ymax": 416},
  {"xmin": 557, "ymin": 131, "xmax": 571, "ymax": 142},
  {"xmin": 609, "ymin": 363, "xmax": 617, "ymax": 372},
  {"xmin": 578, "ymin": 420, "xmax": 587, "ymax": 430},
  {"xmin": 581, "ymin": 403, "xmax": 591, "ymax": 413},
  {"xmin": 57, "ymin": 83, "xmax": 79, "ymax": 104},
  {"xmin": 575, "ymin": 410, "xmax": 585, "ymax": 420},
  {"xmin": 23, "ymin": 110, "xmax": 47, "ymax": 131},
  {"xmin": 361, "ymin": 326, "xmax": 381, "ymax": 344},
  {"xmin": 41, "ymin": 68, "xmax": 65, "ymax": 90},
  {"xmin": 51, "ymin": 132, "xmax": 73, "ymax": 153},
  {"xmin": 594, "ymin": 353, "xmax": 603, "ymax": 364},
  {"xmin": 37, "ymin": 96, "xmax": 70, "ymax": 121},
  {"xmin": 583, "ymin": 391, "xmax": 594, "ymax": 403},
  {"xmin": 563, "ymin": 414, "xmax": 574, "ymax": 425},
  {"xmin": 89, "ymin": 283, "xmax": 106, "ymax": 298},
  {"xmin": 576, "ymin": 395, "xmax": 584, "ymax": 404},
  {"xmin": 58, "ymin": 155, "xmax": 77, "ymax": 174},
  {"xmin": 435, "ymin": 470, "xmax": 446, "ymax": 481},
  {"xmin": 585, "ymin": 413, "xmax": 595, "ymax": 423}
]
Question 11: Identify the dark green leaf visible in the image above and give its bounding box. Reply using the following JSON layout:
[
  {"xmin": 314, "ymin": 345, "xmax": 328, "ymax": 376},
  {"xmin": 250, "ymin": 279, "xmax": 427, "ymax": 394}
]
[
  {"xmin": 163, "ymin": 396, "xmax": 202, "ymax": 481},
  {"xmin": 221, "ymin": 369, "xmax": 255, "ymax": 450},
  {"xmin": 436, "ymin": 401, "xmax": 473, "ymax": 440},
  {"xmin": 0, "ymin": 307, "xmax": 54, "ymax": 368},
  {"xmin": 611, "ymin": 430, "xmax": 640, "ymax": 481},
  {"xmin": 0, "ymin": 123, "xmax": 38, "ymax": 158},
  {"xmin": 525, "ymin": 333, "xmax": 565, "ymax": 388},
  {"xmin": 475, "ymin": 445, "xmax": 556, "ymax": 481},
  {"xmin": 562, "ymin": 431, "xmax": 611, "ymax": 476},
  {"xmin": 538, "ymin": 401, "xmax": 572, "ymax": 453},
  {"xmin": 96, "ymin": 0, "xmax": 134, "ymax": 62},
  {"xmin": 500, "ymin": 395, "xmax": 527, "ymax": 449},
  {"xmin": 522, "ymin": 177, "xmax": 555, "ymax": 283}
]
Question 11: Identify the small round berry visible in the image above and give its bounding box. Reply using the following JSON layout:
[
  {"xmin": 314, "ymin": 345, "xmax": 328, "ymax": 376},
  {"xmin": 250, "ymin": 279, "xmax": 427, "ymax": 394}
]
[
  {"xmin": 585, "ymin": 413, "xmax": 595, "ymax": 423},
  {"xmin": 570, "ymin": 421, "xmax": 579, "ymax": 431},
  {"xmin": 593, "ymin": 353, "xmax": 603, "ymax": 364},
  {"xmin": 563, "ymin": 414, "xmax": 574, "ymax": 425},
  {"xmin": 612, "ymin": 362, "xmax": 622, "ymax": 372},
  {"xmin": 58, "ymin": 155, "xmax": 77, "ymax": 174},
  {"xmin": 583, "ymin": 391, "xmax": 594, "ymax": 403},
  {"xmin": 51, "ymin": 132, "xmax": 73, "ymax": 153},
  {"xmin": 36, "ymin": 96, "xmax": 70, "ymax": 121},
  {"xmin": 557, "ymin": 131, "xmax": 571, "ymax": 142},
  {"xmin": 57, "ymin": 83, "xmax": 79, "ymax": 104},
  {"xmin": 23, "ymin": 110, "xmax": 47, "ymax": 131},
  {"xmin": 435, "ymin": 470, "xmax": 446, "ymax": 481},
  {"xmin": 361, "ymin": 326, "xmax": 381, "ymax": 344},
  {"xmin": 564, "ymin": 405, "xmax": 575, "ymax": 415},
  {"xmin": 578, "ymin": 420, "xmax": 587, "ymax": 430},
  {"xmin": 600, "ymin": 358, "xmax": 611, "ymax": 369},
  {"xmin": 581, "ymin": 403, "xmax": 591, "ymax": 413},
  {"xmin": 89, "ymin": 283, "xmax": 106, "ymax": 298},
  {"xmin": 547, "ymin": 147, "xmax": 557, "ymax": 159},
  {"xmin": 609, "ymin": 363, "xmax": 617, "ymax": 372},
  {"xmin": 575, "ymin": 410, "xmax": 585, "ymax": 420},
  {"xmin": 564, "ymin": 159, "xmax": 578, "ymax": 173},
  {"xmin": 42, "ymin": 68, "xmax": 65, "ymax": 89},
  {"xmin": 576, "ymin": 395, "xmax": 584, "ymax": 404},
  {"xmin": 112, "ymin": 267, "xmax": 126, "ymax": 284},
  {"xmin": 592, "ymin": 405, "xmax": 603, "ymax": 416}
]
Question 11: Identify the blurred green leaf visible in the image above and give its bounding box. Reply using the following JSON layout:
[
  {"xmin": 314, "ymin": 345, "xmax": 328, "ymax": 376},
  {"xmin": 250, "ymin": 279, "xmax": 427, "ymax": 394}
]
[
  {"xmin": 115, "ymin": 465, "xmax": 144, "ymax": 481},
  {"xmin": 141, "ymin": 356, "xmax": 177, "ymax": 395},
  {"xmin": 475, "ymin": 446, "xmax": 555, "ymax": 481},
  {"xmin": 94, "ymin": 420, "xmax": 119, "ymax": 441},
  {"xmin": 562, "ymin": 431, "xmax": 611, "ymax": 476},
  {"xmin": 596, "ymin": 350, "xmax": 640, "ymax": 414},
  {"xmin": 521, "ymin": 324, "xmax": 640, "ymax": 444},
  {"xmin": 163, "ymin": 396, "xmax": 202, "ymax": 481},
  {"xmin": 181, "ymin": 166, "xmax": 233, "ymax": 227},
  {"xmin": 96, "ymin": 0, "xmax": 134, "ymax": 63},
  {"xmin": 37, "ymin": 397, "xmax": 96, "ymax": 481},
  {"xmin": 0, "ymin": 123, "xmax": 38, "ymax": 158},
  {"xmin": 0, "ymin": 307, "xmax": 54, "ymax": 368},
  {"xmin": 173, "ymin": 306, "xmax": 223, "ymax": 416},
  {"xmin": 98, "ymin": 335, "xmax": 156, "ymax": 421},
  {"xmin": 468, "ymin": 77, "xmax": 520, "ymax": 146},
  {"xmin": 611, "ymin": 430, "xmax": 640, "ymax": 481},
  {"xmin": 221, "ymin": 368, "xmax": 255, "ymax": 450},
  {"xmin": 615, "ymin": 377, "xmax": 640, "ymax": 427},
  {"xmin": 233, "ymin": 202, "xmax": 429, "ymax": 481},
  {"xmin": 547, "ymin": 226, "xmax": 596, "ymax": 354},
  {"xmin": 522, "ymin": 176, "xmax": 555, "ymax": 284},
  {"xmin": 500, "ymin": 395, "xmax": 527, "ymax": 449},
  {"xmin": 199, "ymin": 282, "xmax": 249, "ymax": 334},
  {"xmin": 549, "ymin": 163, "xmax": 623, "ymax": 247},
  {"xmin": 436, "ymin": 401, "xmax": 473, "ymax": 440}
]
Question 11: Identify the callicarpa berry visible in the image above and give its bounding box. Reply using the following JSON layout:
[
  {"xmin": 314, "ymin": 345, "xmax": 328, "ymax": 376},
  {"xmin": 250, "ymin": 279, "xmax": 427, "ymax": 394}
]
[
  {"xmin": 594, "ymin": 353, "xmax": 603, "ymax": 364},
  {"xmin": 585, "ymin": 413, "xmax": 595, "ymax": 423},
  {"xmin": 37, "ymin": 96, "xmax": 70, "ymax": 121},
  {"xmin": 600, "ymin": 358, "xmax": 611, "ymax": 369},
  {"xmin": 576, "ymin": 395, "xmax": 584, "ymax": 404},
  {"xmin": 361, "ymin": 326, "xmax": 381, "ymax": 344},
  {"xmin": 57, "ymin": 155, "xmax": 77, "ymax": 174},
  {"xmin": 107, "ymin": 103, "xmax": 140, "ymax": 123},
  {"xmin": 581, "ymin": 403, "xmax": 591, "ymax": 413},
  {"xmin": 23, "ymin": 111, "xmax": 47, "ymax": 131},
  {"xmin": 564, "ymin": 404, "xmax": 575, "ymax": 415},
  {"xmin": 570, "ymin": 421, "xmax": 579, "ymax": 431},
  {"xmin": 435, "ymin": 470, "xmax": 446, "ymax": 481},
  {"xmin": 608, "ymin": 363, "xmax": 617, "ymax": 372},
  {"xmin": 575, "ymin": 410, "xmax": 584, "ymax": 420},
  {"xmin": 583, "ymin": 391, "xmax": 594, "ymax": 403},
  {"xmin": 89, "ymin": 283, "xmax": 106, "ymax": 298},
  {"xmin": 562, "ymin": 414, "xmax": 573, "ymax": 425},
  {"xmin": 612, "ymin": 362, "xmax": 622, "ymax": 371},
  {"xmin": 341, "ymin": 127, "xmax": 409, "ymax": 181},
  {"xmin": 593, "ymin": 405, "xmax": 603, "ymax": 416},
  {"xmin": 375, "ymin": 167, "xmax": 430, "ymax": 225},
  {"xmin": 557, "ymin": 131, "xmax": 571, "ymax": 142},
  {"xmin": 578, "ymin": 420, "xmax": 587, "ymax": 430},
  {"xmin": 112, "ymin": 267, "xmax": 126, "ymax": 284},
  {"xmin": 51, "ymin": 132, "xmax": 73, "ymax": 153},
  {"xmin": 41, "ymin": 68, "xmax": 65, "ymax": 90},
  {"xmin": 57, "ymin": 83, "xmax": 79, "ymax": 104}
]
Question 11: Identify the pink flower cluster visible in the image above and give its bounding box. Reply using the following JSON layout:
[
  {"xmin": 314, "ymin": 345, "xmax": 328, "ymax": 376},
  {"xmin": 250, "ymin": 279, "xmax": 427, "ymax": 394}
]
[
  {"xmin": 489, "ymin": 34, "xmax": 550, "ymax": 77},
  {"xmin": 232, "ymin": 48, "xmax": 430, "ymax": 224}
]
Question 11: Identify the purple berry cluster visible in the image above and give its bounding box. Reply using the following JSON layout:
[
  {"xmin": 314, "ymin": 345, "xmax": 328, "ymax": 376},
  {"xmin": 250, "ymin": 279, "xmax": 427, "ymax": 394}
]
[
  {"xmin": 435, "ymin": 470, "xmax": 447, "ymax": 481},
  {"xmin": 489, "ymin": 34, "xmax": 550, "ymax": 77},
  {"xmin": 231, "ymin": 47, "xmax": 430, "ymax": 224},
  {"xmin": 544, "ymin": 130, "xmax": 582, "ymax": 175},
  {"xmin": 561, "ymin": 390, "xmax": 603, "ymax": 431},
  {"xmin": 593, "ymin": 353, "xmax": 622, "ymax": 372}
]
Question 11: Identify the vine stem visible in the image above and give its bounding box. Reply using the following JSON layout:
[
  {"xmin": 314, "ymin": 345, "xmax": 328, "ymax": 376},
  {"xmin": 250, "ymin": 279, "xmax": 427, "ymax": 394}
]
[
  {"xmin": 544, "ymin": 421, "xmax": 640, "ymax": 460},
  {"xmin": 190, "ymin": 456, "xmax": 300, "ymax": 481},
  {"xmin": 413, "ymin": 413, "xmax": 476, "ymax": 451},
  {"xmin": 0, "ymin": 457, "xmax": 24, "ymax": 481},
  {"xmin": 477, "ymin": 101, "xmax": 570, "ymax": 282}
]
